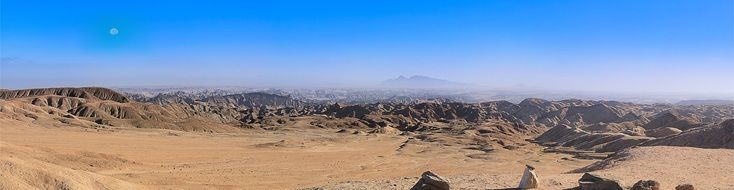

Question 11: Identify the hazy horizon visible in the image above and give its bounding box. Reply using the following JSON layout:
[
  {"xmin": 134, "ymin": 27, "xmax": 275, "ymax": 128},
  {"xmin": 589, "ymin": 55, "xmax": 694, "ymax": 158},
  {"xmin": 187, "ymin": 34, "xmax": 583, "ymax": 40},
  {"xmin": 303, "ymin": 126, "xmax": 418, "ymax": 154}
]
[{"xmin": 2, "ymin": 0, "xmax": 733, "ymax": 95}]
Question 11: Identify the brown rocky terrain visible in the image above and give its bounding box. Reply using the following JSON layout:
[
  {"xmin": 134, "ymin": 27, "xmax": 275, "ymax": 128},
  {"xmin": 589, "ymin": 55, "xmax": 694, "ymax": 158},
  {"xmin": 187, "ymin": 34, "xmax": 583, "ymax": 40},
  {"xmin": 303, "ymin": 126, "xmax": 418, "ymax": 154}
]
[
  {"xmin": 642, "ymin": 119, "xmax": 734, "ymax": 148},
  {"xmin": 1, "ymin": 87, "xmax": 733, "ymax": 189}
]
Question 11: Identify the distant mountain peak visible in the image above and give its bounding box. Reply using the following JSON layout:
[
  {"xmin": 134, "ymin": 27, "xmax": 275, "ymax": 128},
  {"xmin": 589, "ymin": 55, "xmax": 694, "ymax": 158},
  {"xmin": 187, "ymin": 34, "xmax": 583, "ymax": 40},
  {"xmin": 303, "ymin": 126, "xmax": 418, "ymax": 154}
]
[
  {"xmin": 407, "ymin": 75, "xmax": 434, "ymax": 80},
  {"xmin": 380, "ymin": 75, "xmax": 472, "ymax": 89}
]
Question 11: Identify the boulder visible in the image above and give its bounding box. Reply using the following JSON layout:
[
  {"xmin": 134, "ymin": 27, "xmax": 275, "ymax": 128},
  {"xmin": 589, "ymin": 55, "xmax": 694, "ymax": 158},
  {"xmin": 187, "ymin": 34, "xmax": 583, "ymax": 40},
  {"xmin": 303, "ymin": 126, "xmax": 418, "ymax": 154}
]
[
  {"xmin": 517, "ymin": 165, "xmax": 538, "ymax": 189},
  {"xmin": 631, "ymin": 180, "xmax": 660, "ymax": 190},
  {"xmin": 410, "ymin": 171, "xmax": 450, "ymax": 190},
  {"xmin": 577, "ymin": 173, "xmax": 624, "ymax": 190},
  {"xmin": 675, "ymin": 184, "xmax": 695, "ymax": 190}
]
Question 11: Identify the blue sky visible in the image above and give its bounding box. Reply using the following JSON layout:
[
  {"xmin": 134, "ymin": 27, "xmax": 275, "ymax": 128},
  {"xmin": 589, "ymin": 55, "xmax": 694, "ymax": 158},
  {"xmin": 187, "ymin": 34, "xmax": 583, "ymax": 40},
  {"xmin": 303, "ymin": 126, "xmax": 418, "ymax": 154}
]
[{"xmin": 1, "ymin": 0, "xmax": 733, "ymax": 94}]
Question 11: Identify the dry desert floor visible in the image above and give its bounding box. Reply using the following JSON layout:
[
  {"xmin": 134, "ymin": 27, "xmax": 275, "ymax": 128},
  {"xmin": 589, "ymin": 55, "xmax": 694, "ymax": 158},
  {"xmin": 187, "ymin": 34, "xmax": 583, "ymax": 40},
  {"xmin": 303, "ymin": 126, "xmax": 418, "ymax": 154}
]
[{"xmin": 1, "ymin": 118, "xmax": 733, "ymax": 189}]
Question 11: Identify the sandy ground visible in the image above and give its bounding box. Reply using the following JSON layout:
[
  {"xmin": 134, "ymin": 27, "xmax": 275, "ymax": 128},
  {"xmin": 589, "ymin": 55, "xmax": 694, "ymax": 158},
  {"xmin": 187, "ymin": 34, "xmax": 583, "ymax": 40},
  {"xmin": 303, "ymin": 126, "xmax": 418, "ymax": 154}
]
[
  {"xmin": 2, "ymin": 118, "xmax": 733, "ymax": 189},
  {"xmin": 315, "ymin": 146, "xmax": 734, "ymax": 190},
  {"xmin": 582, "ymin": 146, "xmax": 734, "ymax": 190},
  {"xmin": 1, "ymin": 118, "xmax": 594, "ymax": 189}
]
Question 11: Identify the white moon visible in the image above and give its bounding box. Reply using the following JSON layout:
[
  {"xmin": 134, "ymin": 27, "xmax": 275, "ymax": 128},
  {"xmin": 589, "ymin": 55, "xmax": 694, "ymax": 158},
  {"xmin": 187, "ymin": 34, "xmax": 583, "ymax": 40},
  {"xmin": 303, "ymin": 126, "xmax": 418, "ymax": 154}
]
[{"xmin": 109, "ymin": 28, "xmax": 119, "ymax": 36}]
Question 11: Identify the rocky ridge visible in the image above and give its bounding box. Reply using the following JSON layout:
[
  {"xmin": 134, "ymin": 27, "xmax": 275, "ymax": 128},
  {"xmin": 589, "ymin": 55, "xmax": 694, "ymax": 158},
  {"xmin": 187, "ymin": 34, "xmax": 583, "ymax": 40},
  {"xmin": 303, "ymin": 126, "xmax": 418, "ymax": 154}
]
[{"xmin": 2, "ymin": 87, "xmax": 734, "ymax": 151}]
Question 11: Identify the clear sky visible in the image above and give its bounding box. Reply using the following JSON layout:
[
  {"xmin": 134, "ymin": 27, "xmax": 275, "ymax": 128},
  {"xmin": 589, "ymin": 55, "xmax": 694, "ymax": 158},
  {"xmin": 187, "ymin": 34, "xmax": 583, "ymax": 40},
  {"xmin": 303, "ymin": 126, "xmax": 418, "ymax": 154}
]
[{"xmin": 1, "ymin": 0, "xmax": 733, "ymax": 94}]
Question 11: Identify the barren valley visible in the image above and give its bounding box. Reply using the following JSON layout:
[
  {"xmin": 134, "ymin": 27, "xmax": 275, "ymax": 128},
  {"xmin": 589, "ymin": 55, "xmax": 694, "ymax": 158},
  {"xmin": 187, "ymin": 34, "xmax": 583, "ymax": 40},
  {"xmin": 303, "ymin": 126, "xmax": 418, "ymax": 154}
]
[{"xmin": 1, "ymin": 87, "xmax": 733, "ymax": 189}]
